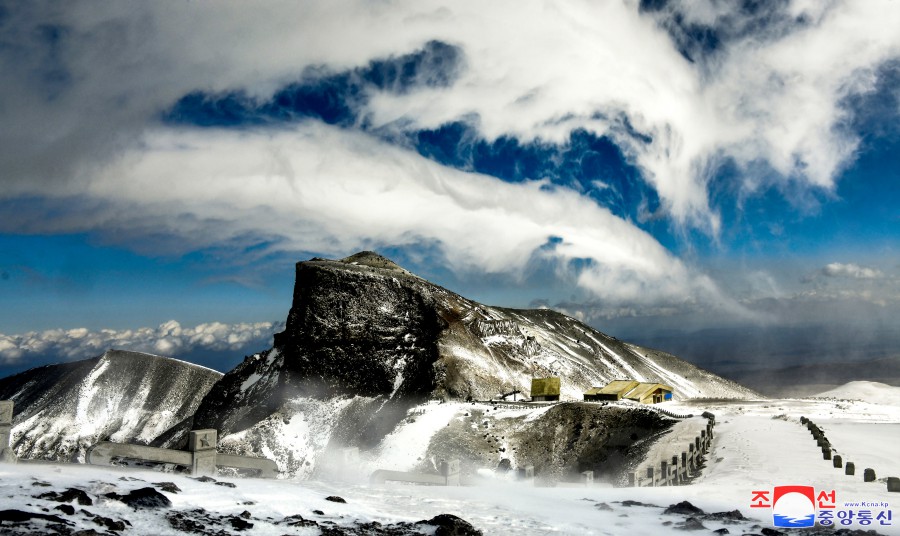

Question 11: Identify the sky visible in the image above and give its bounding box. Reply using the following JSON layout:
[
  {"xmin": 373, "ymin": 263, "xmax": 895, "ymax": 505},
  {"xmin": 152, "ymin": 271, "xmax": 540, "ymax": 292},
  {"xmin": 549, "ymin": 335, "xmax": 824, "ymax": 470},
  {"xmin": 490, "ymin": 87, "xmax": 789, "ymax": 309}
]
[{"xmin": 1, "ymin": 0, "xmax": 898, "ymax": 376}]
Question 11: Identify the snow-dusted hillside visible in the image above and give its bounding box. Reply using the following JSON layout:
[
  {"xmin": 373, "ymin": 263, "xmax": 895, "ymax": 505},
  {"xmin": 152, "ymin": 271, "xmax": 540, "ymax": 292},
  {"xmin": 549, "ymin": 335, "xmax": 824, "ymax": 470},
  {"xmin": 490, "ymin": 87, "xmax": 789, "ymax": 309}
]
[
  {"xmin": 816, "ymin": 381, "xmax": 900, "ymax": 406},
  {"xmin": 0, "ymin": 350, "xmax": 221, "ymax": 461},
  {"xmin": 1, "ymin": 393, "xmax": 897, "ymax": 535}
]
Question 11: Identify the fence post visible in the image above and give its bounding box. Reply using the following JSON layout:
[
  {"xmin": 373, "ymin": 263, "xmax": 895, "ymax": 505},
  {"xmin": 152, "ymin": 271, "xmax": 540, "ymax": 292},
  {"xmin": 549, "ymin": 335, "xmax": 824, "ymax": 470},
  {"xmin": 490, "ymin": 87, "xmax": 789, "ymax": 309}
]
[
  {"xmin": 0, "ymin": 400, "xmax": 14, "ymax": 463},
  {"xmin": 581, "ymin": 470, "xmax": 594, "ymax": 486},
  {"xmin": 660, "ymin": 461, "xmax": 669, "ymax": 486},
  {"xmin": 441, "ymin": 459, "xmax": 460, "ymax": 486},
  {"xmin": 864, "ymin": 468, "xmax": 876, "ymax": 483},
  {"xmin": 188, "ymin": 429, "xmax": 218, "ymax": 476},
  {"xmin": 646, "ymin": 466, "xmax": 656, "ymax": 487},
  {"xmin": 524, "ymin": 464, "xmax": 535, "ymax": 481},
  {"xmin": 628, "ymin": 471, "xmax": 636, "ymax": 487},
  {"xmin": 672, "ymin": 455, "xmax": 681, "ymax": 484}
]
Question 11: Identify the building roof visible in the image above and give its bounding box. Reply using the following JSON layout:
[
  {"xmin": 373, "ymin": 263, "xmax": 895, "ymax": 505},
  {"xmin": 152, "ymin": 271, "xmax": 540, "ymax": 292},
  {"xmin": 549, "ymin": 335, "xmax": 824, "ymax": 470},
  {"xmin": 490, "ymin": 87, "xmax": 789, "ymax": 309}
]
[
  {"xmin": 623, "ymin": 382, "xmax": 673, "ymax": 401},
  {"xmin": 584, "ymin": 379, "xmax": 640, "ymax": 396}
]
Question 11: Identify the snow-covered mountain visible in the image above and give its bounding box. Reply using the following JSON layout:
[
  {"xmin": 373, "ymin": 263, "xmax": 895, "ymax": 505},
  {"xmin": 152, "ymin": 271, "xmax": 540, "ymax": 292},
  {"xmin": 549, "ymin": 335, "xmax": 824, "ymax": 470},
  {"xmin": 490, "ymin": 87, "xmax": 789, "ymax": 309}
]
[
  {"xmin": 187, "ymin": 251, "xmax": 755, "ymax": 477},
  {"xmin": 0, "ymin": 349, "xmax": 222, "ymax": 462}
]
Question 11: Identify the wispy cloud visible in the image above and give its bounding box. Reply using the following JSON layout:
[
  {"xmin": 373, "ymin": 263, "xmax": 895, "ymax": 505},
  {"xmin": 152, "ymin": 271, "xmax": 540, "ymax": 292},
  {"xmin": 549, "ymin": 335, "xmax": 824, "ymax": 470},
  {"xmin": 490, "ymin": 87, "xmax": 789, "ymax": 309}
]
[
  {"xmin": 1, "ymin": 1, "xmax": 899, "ymax": 321},
  {"xmin": 0, "ymin": 320, "xmax": 282, "ymax": 365}
]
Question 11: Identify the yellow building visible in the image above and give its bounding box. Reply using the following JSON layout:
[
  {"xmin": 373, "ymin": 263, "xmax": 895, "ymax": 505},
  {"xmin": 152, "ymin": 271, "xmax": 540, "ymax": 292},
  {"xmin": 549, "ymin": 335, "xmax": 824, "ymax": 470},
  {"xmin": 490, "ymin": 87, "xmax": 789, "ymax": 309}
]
[{"xmin": 530, "ymin": 377, "xmax": 560, "ymax": 401}]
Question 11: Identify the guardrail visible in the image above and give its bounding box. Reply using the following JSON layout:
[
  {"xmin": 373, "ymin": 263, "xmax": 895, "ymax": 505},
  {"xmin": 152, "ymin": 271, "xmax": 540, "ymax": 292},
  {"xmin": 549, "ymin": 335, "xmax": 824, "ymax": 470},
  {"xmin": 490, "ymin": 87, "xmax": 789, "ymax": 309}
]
[
  {"xmin": 628, "ymin": 413, "xmax": 715, "ymax": 487},
  {"xmin": 370, "ymin": 459, "xmax": 460, "ymax": 486},
  {"xmin": 86, "ymin": 429, "xmax": 278, "ymax": 478},
  {"xmin": 0, "ymin": 400, "xmax": 277, "ymax": 478},
  {"xmin": 800, "ymin": 416, "xmax": 898, "ymax": 493}
]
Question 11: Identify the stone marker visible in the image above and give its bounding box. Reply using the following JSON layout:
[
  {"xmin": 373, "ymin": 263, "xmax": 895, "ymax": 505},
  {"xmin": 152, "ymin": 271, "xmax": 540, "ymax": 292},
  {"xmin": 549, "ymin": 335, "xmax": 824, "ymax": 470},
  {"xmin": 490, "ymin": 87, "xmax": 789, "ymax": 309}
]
[
  {"xmin": 440, "ymin": 459, "xmax": 460, "ymax": 486},
  {"xmin": 188, "ymin": 429, "xmax": 217, "ymax": 476},
  {"xmin": 833, "ymin": 455, "xmax": 843, "ymax": 468},
  {"xmin": 822, "ymin": 447, "xmax": 831, "ymax": 460},
  {"xmin": 887, "ymin": 477, "xmax": 900, "ymax": 493},
  {"xmin": 864, "ymin": 468, "xmax": 876, "ymax": 482},
  {"xmin": 845, "ymin": 462, "xmax": 855, "ymax": 476},
  {"xmin": 581, "ymin": 471, "xmax": 594, "ymax": 486},
  {"xmin": 524, "ymin": 465, "xmax": 535, "ymax": 479},
  {"xmin": 0, "ymin": 400, "xmax": 14, "ymax": 463}
]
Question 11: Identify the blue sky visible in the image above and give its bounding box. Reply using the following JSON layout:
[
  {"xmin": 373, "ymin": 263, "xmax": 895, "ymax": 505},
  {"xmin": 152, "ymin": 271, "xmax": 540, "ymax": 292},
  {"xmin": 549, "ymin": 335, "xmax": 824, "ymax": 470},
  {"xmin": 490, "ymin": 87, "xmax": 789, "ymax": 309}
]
[{"xmin": 1, "ymin": 1, "xmax": 898, "ymax": 375}]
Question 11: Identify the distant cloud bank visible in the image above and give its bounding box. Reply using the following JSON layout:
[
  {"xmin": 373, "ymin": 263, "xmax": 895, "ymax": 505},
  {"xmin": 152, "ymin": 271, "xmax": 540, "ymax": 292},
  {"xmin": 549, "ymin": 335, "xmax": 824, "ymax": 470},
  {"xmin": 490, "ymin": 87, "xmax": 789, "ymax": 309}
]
[
  {"xmin": 821, "ymin": 262, "xmax": 884, "ymax": 280},
  {"xmin": 0, "ymin": 320, "xmax": 282, "ymax": 365}
]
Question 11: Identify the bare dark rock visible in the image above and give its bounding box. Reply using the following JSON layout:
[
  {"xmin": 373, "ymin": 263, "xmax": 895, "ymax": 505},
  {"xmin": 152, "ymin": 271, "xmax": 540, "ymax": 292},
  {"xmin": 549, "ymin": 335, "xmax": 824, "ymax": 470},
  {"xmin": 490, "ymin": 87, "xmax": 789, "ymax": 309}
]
[
  {"xmin": 665, "ymin": 500, "xmax": 705, "ymax": 516},
  {"xmin": 214, "ymin": 481, "xmax": 236, "ymax": 488},
  {"xmin": 228, "ymin": 516, "xmax": 253, "ymax": 530},
  {"xmin": 619, "ymin": 500, "xmax": 659, "ymax": 508},
  {"xmin": 677, "ymin": 516, "xmax": 706, "ymax": 530},
  {"xmin": 0, "ymin": 508, "xmax": 72, "ymax": 525},
  {"xmin": 280, "ymin": 514, "xmax": 318, "ymax": 527},
  {"xmin": 53, "ymin": 504, "xmax": 75, "ymax": 516},
  {"xmin": 325, "ymin": 495, "xmax": 347, "ymax": 503},
  {"xmin": 90, "ymin": 514, "xmax": 128, "ymax": 531},
  {"xmin": 417, "ymin": 513, "xmax": 483, "ymax": 536},
  {"xmin": 154, "ymin": 481, "xmax": 181, "ymax": 493},
  {"xmin": 104, "ymin": 487, "xmax": 171, "ymax": 509},
  {"xmin": 37, "ymin": 488, "xmax": 93, "ymax": 506},
  {"xmin": 703, "ymin": 509, "xmax": 747, "ymax": 523}
]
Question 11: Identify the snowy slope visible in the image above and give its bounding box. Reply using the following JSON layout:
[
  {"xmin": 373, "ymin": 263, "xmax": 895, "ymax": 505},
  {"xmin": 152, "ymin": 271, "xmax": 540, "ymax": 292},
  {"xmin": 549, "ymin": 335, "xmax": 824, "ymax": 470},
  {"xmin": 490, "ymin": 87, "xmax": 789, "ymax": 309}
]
[
  {"xmin": 816, "ymin": 381, "xmax": 900, "ymax": 406},
  {"xmin": 0, "ymin": 393, "xmax": 896, "ymax": 535},
  {"xmin": 0, "ymin": 350, "xmax": 222, "ymax": 461}
]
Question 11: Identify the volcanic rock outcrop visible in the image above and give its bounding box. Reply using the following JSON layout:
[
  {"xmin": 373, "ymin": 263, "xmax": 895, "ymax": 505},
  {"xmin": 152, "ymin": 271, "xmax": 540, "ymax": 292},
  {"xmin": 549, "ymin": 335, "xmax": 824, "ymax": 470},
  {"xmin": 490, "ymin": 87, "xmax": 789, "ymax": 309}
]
[{"xmin": 185, "ymin": 252, "xmax": 754, "ymax": 476}]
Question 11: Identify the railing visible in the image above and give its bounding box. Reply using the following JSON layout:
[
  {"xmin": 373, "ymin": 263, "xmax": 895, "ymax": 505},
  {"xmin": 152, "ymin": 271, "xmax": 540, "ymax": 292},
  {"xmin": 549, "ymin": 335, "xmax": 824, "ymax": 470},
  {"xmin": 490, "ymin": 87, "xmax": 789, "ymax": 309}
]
[
  {"xmin": 0, "ymin": 400, "xmax": 277, "ymax": 478},
  {"xmin": 370, "ymin": 459, "xmax": 460, "ymax": 486},
  {"xmin": 800, "ymin": 416, "xmax": 898, "ymax": 493},
  {"xmin": 628, "ymin": 413, "xmax": 715, "ymax": 487}
]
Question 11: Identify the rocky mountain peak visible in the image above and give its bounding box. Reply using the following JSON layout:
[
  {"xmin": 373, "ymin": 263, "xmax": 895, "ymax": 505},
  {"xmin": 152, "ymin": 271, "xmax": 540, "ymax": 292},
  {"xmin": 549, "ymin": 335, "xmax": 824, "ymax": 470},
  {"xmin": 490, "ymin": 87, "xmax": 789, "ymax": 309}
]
[{"xmin": 338, "ymin": 251, "xmax": 412, "ymax": 274}]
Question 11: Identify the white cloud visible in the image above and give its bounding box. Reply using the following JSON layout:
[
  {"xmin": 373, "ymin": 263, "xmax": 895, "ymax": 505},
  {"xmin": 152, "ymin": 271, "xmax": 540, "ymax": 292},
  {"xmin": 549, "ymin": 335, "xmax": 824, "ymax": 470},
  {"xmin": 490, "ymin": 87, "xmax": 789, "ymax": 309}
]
[
  {"xmin": 821, "ymin": 262, "xmax": 884, "ymax": 279},
  {"xmin": 0, "ymin": 320, "xmax": 281, "ymax": 365},
  {"xmin": 1, "ymin": 0, "xmax": 899, "ymax": 320}
]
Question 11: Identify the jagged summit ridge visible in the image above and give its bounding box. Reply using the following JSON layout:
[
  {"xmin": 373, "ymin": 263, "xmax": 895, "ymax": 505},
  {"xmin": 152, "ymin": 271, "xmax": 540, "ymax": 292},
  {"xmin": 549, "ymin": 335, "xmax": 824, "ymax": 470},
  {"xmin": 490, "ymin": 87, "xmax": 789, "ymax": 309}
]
[{"xmin": 339, "ymin": 250, "xmax": 413, "ymax": 274}]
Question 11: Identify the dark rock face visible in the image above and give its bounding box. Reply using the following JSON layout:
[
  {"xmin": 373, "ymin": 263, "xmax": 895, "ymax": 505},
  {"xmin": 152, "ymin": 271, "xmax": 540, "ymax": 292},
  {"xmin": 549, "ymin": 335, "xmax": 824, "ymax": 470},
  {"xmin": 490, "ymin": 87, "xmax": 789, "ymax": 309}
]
[
  {"xmin": 279, "ymin": 253, "xmax": 445, "ymax": 399},
  {"xmin": 193, "ymin": 252, "xmax": 447, "ymax": 436}
]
